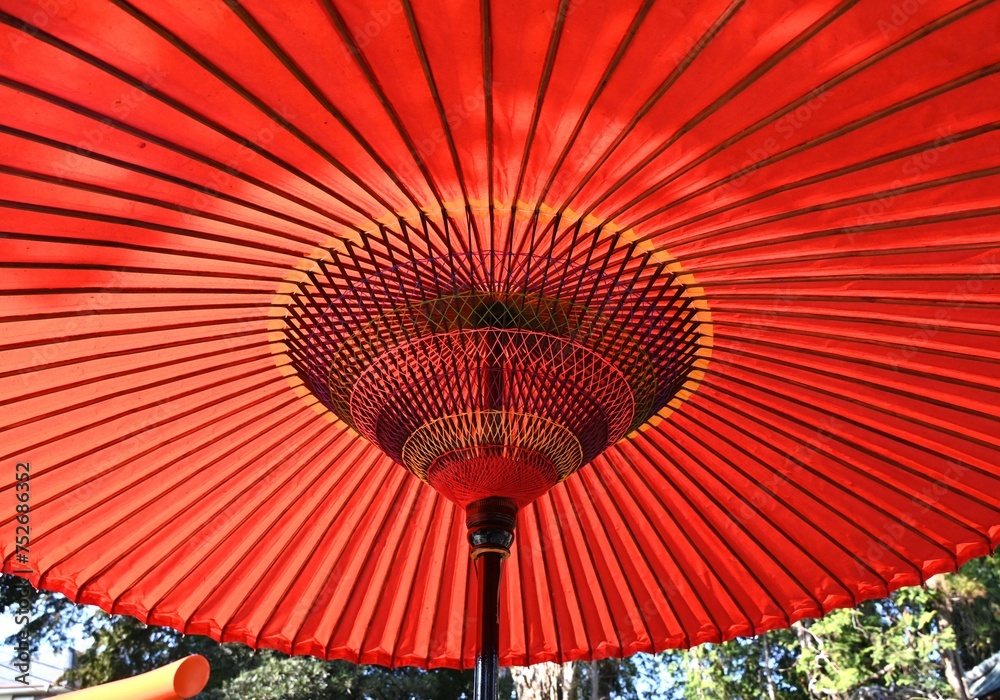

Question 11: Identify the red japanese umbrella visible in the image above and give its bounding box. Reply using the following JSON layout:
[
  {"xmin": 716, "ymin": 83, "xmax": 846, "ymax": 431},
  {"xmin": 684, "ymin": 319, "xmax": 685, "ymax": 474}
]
[{"xmin": 1, "ymin": 0, "xmax": 999, "ymax": 698}]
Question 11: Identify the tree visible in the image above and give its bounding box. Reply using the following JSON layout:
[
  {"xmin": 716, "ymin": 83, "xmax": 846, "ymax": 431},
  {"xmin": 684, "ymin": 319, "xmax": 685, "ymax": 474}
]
[
  {"xmin": 207, "ymin": 653, "xmax": 473, "ymax": 700},
  {"xmin": 653, "ymin": 551, "xmax": 1000, "ymax": 700},
  {"xmin": 937, "ymin": 554, "xmax": 1000, "ymax": 672},
  {"xmin": 2, "ymin": 550, "xmax": 997, "ymax": 699},
  {"xmin": 510, "ymin": 658, "xmax": 640, "ymax": 700},
  {"xmin": 790, "ymin": 589, "xmax": 953, "ymax": 700},
  {"xmin": 660, "ymin": 630, "xmax": 803, "ymax": 700},
  {"xmin": 512, "ymin": 662, "xmax": 577, "ymax": 700},
  {"xmin": 0, "ymin": 575, "xmax": 473, "ymax": 699}
]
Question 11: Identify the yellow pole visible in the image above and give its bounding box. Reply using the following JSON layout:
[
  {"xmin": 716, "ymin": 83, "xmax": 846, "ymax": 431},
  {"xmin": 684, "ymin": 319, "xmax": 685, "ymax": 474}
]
[{"xmin": 59, "ymin": 654, "xmax": 210, "ymax": 700}]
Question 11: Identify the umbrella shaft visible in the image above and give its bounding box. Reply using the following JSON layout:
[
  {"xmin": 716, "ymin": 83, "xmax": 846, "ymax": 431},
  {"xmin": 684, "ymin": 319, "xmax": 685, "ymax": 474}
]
[{"xmin": 475, "ymin": 551, "xmax": 503, "ymax": 700}]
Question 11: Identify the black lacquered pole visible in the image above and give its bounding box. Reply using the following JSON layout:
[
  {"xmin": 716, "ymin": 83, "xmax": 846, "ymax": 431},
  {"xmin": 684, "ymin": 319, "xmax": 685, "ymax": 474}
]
[
  {"xmin": 475, "ymin": 551, "xmax": 503, "ymax": 700},
  {"xmin": 467, "ymin": 497, "xmax": 517, "ymax": 700}
]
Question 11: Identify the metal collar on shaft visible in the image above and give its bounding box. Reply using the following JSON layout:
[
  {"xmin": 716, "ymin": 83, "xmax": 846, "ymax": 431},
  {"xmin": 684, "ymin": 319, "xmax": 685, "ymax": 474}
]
[{"xmin": 466, "ymin": 497, "xmax": 517, "ymax": 560}]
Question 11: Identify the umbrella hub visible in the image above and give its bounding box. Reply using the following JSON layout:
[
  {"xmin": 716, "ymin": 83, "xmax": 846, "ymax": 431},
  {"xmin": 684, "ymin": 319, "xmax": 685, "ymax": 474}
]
[{"xmin": 283, "ymin": 224, "xmax": 705, "ymax": 510}]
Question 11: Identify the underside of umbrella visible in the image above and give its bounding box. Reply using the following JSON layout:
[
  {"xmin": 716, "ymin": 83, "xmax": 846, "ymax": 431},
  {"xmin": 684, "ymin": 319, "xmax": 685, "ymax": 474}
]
[{"xmin": 1, "ymin": 1, "xmax": 999, "ymax": 697}]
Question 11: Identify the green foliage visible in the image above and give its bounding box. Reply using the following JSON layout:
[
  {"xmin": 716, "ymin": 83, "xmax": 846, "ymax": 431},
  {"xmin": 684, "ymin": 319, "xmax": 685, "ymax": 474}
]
[
  {"xmin": 658, "ymin": 629, "xmax": 802, "ymax": 700},
  {"xmin": 0, "ymin": 575, "xmax": 93, "ymax": 653},
  {"xmin": 591, "ymin": 657, "xmax": 641, "ymax": 699},
  {"xmin": 650, "ymin": 551, "xmax": 1000, "ymax": 700},
  {"xmin": 946, "ymin": 554, "xmax": 1000, "ymax": 670},
  {"xmin": 205, "ymin": 655, "xmax": 342, "ymax": 700},
  {"xmin": 793, "ymin": 591, "xmax": 952, "ymax": 699},
  {"xmin": 0, "ymin": 575, "xmax": 472, "ymax": 699},
  {"xmin": 62, "ymin": 615, "xmax": 200, "ymax": 688},
  {"xmin": 202, "ymin": 651, "xmax": 473, "ymax": 700}
]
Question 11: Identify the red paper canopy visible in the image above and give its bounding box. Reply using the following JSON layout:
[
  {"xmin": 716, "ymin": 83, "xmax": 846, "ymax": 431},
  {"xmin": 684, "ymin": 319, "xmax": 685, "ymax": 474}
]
[{"xmin": 1, "ymin": 0, "xmax": 999, "ymax": 669}]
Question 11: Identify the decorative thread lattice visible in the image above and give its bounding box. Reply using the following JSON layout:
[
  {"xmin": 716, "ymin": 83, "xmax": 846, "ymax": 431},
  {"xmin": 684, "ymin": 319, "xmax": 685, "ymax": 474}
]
[
  {"xmin": 283, "ymin": 219, "xmax": 702, "ymax": 508},
  {"xmin": 349, "ymin": 328, "xmax": 635, "ymax": 469},
  {"xmin": 404, "ymin": 412, "xmax": 581, "ymax": 507}
]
